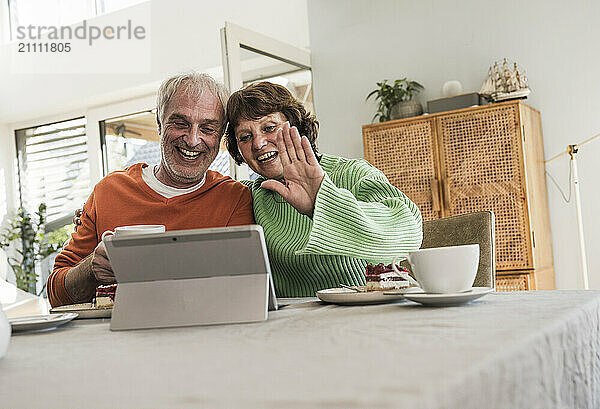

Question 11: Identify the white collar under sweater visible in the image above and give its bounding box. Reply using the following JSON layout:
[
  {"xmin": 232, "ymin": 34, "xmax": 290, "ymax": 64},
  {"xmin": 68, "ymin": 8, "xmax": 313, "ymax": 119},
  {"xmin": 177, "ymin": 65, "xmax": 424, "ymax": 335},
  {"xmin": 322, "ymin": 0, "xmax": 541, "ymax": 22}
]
[{"xmin": 141, "ymin": 165, "xmax": 206, "ymax": 198}]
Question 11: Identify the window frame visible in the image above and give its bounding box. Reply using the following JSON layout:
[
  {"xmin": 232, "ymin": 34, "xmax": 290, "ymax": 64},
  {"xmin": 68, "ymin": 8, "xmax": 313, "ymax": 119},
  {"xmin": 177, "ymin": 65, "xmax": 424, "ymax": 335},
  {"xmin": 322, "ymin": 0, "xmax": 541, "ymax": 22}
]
[
  {"xmin": 14, "ymin": 115, "xmax": 89, "ymax": 224},
  {"xmin": 98, "ymin": 108, "xmax": 158, "ymax": 176},
  {"xmin": 7, "ymin": 108, "xmax": 85, "ymax": 211},
  {"xmin": 86, "ymin": 94, "xmax": 156, "ymax": 184}
]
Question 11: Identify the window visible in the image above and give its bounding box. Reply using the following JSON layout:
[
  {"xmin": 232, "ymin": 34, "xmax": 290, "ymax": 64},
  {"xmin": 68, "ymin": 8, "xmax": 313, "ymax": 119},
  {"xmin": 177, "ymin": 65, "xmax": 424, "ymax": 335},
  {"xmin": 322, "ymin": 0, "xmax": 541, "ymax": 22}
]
[
  {"xmin": 15, "ymin": 117, "xmax": 91, "ymax": 223},
  {"xmin": 7, "ymin": 0, "xmax": 148, "ymax": 41},
  {"xmin": 220, "ymin": 22, "xmax": 313, "ymax": 181},
  {"xmin": 99, "ymin": 111, "xmax": 231, "ymax": 177},
  {"xmin": 98, "ymin": 0, "xmax": 147, "ymax": 14},
  {"xmin": 101, "ymin": 110, "xmax": 160, "ymax": 174}
]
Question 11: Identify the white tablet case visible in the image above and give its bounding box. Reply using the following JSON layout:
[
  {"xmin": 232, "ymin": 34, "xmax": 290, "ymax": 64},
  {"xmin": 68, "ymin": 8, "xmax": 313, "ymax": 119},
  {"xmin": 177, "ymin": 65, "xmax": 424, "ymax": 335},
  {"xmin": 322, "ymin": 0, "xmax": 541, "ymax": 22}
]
[{"xmin": 103, "ymin": 225, "xmax": 277, "ymax": 331}]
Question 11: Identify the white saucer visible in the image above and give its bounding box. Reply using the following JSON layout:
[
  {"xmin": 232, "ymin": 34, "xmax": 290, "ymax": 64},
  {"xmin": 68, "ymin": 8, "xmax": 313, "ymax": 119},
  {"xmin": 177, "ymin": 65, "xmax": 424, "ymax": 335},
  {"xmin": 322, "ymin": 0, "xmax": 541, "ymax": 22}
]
[
  {"xmin": 9, "ymin": 313, "xmax": 78, "ymax": 332},
  {"xmin": 316, "ymin": 287, "xmax": 410, "ymax": 305},
  {"xmin": 398, "ymin": 287, "xmax": 494, "ymax": 307}
]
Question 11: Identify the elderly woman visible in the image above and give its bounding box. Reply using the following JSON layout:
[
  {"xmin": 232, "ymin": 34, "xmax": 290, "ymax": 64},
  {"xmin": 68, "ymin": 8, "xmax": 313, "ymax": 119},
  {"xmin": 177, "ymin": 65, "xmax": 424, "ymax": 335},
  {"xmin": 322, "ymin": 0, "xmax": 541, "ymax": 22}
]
[{"xmin": 225, "ymin": 82, "xmax": 422, "ymax": 297}]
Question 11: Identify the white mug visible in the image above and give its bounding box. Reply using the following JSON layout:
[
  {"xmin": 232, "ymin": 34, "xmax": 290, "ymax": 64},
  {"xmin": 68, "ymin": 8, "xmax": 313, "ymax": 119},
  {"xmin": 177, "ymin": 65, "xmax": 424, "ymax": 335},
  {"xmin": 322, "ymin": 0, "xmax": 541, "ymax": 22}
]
[
  {"xmin": 0, "ymin": 308, "xmax": 10, "ymax": 359},
  {"xmin": 101, "ymin": 225, "xmax": 166, "ymax": 241},
  {"xmin": 393, "ymin": 244, "xmax": 479, "ymax": 293}
]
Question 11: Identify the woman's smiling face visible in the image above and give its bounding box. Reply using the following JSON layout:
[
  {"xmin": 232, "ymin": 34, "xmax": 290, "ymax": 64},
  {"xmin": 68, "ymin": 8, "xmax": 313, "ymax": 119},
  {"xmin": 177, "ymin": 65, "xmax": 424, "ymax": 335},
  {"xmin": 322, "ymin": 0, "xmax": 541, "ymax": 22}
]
[{"xmin": 235, "ymin": 112, "xmax": 287, "ymax": 180}]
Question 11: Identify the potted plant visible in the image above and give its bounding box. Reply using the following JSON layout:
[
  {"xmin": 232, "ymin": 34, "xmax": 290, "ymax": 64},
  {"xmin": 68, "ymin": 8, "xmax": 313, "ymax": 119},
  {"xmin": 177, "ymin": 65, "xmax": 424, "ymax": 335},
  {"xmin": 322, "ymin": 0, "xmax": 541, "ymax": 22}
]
[
  {"xmin": 366, "ymin": 78, "xmax": 425, "ymax": 122},
  {"xmin": 0, "ymin": 203, "xmax": 70, "ymax": 294}
]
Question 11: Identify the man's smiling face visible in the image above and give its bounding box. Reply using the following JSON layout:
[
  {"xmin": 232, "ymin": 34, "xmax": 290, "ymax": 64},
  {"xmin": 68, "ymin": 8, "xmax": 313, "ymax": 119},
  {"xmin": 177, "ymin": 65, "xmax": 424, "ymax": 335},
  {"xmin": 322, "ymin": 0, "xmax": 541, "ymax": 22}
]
[{"xmin": 156, "ymin": 87, "xmax": 224, "ymax": 188}]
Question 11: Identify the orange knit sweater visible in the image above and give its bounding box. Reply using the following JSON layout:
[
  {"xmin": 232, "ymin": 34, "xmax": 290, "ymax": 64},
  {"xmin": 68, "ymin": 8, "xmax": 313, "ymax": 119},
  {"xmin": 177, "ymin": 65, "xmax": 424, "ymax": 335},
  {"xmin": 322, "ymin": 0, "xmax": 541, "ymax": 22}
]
[{"xmin": 49, "ymin": 164, "xmax": 254, "ymax": 307}]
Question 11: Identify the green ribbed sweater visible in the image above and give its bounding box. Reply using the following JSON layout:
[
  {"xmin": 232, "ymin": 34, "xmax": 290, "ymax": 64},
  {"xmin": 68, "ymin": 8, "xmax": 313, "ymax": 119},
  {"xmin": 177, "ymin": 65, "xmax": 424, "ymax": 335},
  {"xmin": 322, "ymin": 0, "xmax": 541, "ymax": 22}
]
[{"xmin": 244, "ymin": 154, "xmax": 423, "ymax": 297}]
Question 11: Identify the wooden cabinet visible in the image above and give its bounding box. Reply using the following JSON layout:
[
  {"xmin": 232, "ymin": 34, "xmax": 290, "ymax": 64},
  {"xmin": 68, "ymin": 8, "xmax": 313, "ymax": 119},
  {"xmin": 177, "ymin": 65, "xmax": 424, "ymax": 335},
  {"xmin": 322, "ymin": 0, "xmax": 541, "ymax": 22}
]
[{"xmin": 363, "ymin": 101, "xmax": 555, "ymax": 290}]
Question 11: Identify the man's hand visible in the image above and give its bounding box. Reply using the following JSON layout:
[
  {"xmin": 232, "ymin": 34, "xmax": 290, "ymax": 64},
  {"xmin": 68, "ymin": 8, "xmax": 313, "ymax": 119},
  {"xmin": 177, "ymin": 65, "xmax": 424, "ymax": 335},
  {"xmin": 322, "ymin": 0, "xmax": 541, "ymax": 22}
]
[
  {"xmin": 91, "ymin": 241, "xmax": 116, "ymax": 284},
  {"xmin": 260, "ymin": 122, "xmax": 325, "ymax": 217},
  {"xmin": 64, "ymin": 240, "xmax": 115, "ymax": 303},
  {"xmin": 72, "ymin": 207, "xmax": 116, "ymax": 285}
]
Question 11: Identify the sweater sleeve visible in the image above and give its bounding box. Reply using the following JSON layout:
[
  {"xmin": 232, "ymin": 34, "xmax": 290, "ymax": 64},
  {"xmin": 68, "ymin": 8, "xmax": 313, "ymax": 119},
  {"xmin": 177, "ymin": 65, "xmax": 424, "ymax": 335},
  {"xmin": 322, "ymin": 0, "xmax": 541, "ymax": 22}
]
[
  {"xmin": 226, "ymin": 185, "xmax": 255, "ymax": 226},
  {"xmin": 296, "ymin": 159, "xmax": 422, "ymax": 263},
  {"xmin": 48, "ymin": 190, "xmax": 99, "ymax": 307}
]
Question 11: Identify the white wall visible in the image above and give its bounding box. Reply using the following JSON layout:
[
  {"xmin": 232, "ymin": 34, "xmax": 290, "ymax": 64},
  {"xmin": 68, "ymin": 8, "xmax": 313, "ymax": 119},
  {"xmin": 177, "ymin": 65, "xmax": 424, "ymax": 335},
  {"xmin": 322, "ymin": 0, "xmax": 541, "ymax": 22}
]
[{"xmin": 307, "ymin": 0, "xmax": 600, "ymax": 290}]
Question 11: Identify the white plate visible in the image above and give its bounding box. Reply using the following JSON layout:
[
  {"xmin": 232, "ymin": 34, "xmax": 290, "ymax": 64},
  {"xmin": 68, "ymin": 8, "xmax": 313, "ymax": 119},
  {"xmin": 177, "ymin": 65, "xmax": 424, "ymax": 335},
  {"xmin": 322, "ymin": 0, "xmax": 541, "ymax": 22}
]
[
  {"xmin": 9, "ymin": 313, "xmax": 78, "ymax": 332},
  {"xmin": 50, "ymin": 303, "xmax": 112, "ymax": 319},
  {"xmin": 399, "ymin": 287, "xmax": 494, "ymax": 307},
  {"xmin": 316, "ymin": 287, "xmax": 410, "ymax": 305}
]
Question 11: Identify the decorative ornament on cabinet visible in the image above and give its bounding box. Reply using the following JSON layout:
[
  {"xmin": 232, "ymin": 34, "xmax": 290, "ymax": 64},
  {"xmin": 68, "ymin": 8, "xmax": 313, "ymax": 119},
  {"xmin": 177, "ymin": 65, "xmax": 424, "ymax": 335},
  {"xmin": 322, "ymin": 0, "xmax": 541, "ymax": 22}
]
[{"xmin": 480, "ymin": 58, "xmax": 530, "ymax": 102}]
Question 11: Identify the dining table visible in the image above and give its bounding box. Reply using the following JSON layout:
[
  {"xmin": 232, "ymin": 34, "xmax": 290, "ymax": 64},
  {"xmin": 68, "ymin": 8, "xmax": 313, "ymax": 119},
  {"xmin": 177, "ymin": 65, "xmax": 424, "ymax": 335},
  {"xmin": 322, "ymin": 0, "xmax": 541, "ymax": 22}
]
[{"xmin": 1, "ymin": 290, "xmax": 600, "ymax": 409}]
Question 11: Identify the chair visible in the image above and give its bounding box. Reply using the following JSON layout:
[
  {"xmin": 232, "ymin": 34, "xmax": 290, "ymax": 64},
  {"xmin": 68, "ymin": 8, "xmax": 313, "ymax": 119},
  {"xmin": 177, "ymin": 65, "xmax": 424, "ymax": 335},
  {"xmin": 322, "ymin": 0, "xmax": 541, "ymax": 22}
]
[{"xmin": 402, "ymin": 211, "xmax": 496, "ymax": 288}]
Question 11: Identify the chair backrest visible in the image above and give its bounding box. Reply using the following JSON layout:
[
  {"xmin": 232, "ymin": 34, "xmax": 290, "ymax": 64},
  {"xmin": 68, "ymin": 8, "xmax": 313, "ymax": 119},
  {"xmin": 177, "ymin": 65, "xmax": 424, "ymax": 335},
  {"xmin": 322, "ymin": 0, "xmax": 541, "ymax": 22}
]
[{"xmin": 403, "ymin": 211, "xmax": 496, "ymax": 288}]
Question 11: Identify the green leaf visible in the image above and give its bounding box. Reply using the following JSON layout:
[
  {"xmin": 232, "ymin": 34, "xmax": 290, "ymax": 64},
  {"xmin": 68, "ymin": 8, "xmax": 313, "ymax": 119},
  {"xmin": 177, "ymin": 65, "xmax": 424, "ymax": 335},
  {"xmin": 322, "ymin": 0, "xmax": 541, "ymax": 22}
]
[{"xmin": 366, "ymin": 90, "xmax": 378, "ymax": 101}]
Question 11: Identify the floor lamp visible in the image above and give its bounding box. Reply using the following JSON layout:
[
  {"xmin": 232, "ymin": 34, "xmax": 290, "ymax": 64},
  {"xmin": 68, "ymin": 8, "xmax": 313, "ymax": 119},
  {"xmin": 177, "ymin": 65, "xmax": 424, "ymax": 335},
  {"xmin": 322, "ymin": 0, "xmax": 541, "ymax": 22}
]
[{"xmin": 545, "ymin": 133, "xmax": 600, "ymax": 290}]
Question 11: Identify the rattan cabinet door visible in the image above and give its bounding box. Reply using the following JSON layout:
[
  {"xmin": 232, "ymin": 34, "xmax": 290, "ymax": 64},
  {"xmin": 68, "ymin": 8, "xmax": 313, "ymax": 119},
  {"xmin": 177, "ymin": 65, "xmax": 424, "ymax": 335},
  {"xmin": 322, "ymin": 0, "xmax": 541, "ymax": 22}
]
[
  {"xmin": 437, "ymin": 104, "xmax": 533, "ymax": 270},
  {"xmin": 363, "ymin": 119, "xmax": 441, "ymax": 221}
]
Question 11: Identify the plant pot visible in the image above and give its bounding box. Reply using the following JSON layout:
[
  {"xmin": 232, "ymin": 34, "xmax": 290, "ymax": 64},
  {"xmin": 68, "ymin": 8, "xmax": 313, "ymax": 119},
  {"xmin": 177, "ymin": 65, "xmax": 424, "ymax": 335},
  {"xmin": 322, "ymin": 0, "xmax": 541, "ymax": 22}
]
[{"xmin": 390, "ymin": 101, "xmax": 423, "ymax": 120}]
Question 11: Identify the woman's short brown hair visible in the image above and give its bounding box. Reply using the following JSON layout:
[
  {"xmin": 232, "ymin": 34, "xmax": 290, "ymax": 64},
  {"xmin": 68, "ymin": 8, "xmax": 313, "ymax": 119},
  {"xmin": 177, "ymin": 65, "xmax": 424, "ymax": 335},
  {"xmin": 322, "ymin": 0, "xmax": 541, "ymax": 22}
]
[{"xmin": 225, "ymin": 82, "xmax": 319, "ymax": 165}]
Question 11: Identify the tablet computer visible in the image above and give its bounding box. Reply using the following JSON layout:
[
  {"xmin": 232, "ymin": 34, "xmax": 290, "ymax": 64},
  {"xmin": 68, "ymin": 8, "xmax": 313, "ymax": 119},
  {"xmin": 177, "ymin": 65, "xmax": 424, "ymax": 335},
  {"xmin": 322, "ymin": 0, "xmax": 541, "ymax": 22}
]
[{"xmin": 103, "ymin": 224, "xmax": 277, "ymax": 330}]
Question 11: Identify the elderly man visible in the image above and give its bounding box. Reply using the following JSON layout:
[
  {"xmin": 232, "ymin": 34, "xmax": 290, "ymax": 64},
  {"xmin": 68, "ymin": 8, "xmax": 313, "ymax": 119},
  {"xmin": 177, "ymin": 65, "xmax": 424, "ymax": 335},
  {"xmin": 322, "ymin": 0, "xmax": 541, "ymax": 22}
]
[{"xmin": 48, "ymin": 72, "xmax": 254, "ymax": 307}]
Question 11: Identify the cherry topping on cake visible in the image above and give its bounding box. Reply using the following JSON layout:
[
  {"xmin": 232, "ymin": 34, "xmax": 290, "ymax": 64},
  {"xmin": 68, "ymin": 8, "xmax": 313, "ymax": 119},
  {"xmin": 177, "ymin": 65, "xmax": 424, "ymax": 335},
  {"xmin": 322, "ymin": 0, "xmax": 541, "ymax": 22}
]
[{"xmin": 365, "ymin": 263, "xmax": 409, "ymax": 277}]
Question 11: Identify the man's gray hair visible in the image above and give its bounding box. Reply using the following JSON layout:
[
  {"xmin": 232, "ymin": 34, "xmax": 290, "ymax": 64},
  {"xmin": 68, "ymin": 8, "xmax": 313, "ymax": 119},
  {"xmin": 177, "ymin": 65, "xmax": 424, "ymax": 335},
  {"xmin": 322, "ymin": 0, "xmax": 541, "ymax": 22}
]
[{"xmin": 156, "ymin": 72, "xmax": 229, "ymax": 128}]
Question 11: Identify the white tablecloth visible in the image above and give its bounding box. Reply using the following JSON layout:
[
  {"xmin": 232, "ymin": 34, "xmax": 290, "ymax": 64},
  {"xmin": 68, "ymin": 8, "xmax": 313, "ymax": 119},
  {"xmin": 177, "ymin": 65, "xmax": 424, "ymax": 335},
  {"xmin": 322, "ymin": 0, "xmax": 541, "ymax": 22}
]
[{"xmin": 1, "ymin": 290, "xmax": 599, "ymax": 409}]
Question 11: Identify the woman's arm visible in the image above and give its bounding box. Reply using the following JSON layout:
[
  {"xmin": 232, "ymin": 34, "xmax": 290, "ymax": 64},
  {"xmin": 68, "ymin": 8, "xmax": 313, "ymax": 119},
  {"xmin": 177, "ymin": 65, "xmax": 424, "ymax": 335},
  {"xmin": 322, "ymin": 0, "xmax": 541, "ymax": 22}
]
[
  {"xmin": 257, "ymin": 122, "xmax": 422, "ymax": 263},
  {"xmin": 296, "ymin": 158, "xmax": 423, "ymax": 263}
]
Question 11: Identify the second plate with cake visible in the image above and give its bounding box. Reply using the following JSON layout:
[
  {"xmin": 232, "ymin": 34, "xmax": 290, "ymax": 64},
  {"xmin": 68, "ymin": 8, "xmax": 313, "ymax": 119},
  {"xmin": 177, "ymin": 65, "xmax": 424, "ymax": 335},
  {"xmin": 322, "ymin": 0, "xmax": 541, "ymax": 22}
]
[{"xmin": 316, "ymin": 287, "xmax": 411, "ymax": 305}]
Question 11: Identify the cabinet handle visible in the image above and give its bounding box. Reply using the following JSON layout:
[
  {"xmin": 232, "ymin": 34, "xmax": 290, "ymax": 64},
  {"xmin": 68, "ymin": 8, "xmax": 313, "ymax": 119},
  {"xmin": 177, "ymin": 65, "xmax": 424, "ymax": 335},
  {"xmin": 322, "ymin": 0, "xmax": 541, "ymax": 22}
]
[
  {"xmin": 430, "ymin": 178, "xmax": 441, "ymax": 212},
  {"xmin": 441, "ymin": 180, "xmax": 450, "ymax": 212}
]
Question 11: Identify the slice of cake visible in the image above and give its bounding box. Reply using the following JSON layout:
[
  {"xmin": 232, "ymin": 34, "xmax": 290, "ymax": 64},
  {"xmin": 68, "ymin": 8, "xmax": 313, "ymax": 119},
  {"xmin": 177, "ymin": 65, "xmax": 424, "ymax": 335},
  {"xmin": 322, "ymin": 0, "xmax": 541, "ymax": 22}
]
[
  {"xmin": 365, "ymin": 263, "xmax": 410, "ymax": 292},
  {"xmin": 94, "ymin": 284, "xmax": 117, "ymax": 309}
]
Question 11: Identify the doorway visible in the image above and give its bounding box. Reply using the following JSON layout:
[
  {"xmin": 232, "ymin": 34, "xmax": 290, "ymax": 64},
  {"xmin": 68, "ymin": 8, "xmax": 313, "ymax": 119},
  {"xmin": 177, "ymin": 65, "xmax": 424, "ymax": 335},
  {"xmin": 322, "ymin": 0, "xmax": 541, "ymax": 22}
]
[{"xmin": 220, "ymin": 22, "xmax": 313, "ymax": 180}]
